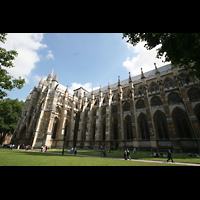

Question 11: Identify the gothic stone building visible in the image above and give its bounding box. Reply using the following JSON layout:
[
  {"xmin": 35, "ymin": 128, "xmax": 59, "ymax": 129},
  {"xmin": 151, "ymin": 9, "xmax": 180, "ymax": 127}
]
[{"xmin": 11, "ymin": 64, "xmax": 200, "ymax": 152}]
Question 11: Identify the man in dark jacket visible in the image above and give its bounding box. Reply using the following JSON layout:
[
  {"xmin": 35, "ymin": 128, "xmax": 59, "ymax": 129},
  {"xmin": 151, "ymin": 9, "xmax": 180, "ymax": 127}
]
[{"xmin": 167, "ymin": 149, "xmax": 174, "ymax": 162}]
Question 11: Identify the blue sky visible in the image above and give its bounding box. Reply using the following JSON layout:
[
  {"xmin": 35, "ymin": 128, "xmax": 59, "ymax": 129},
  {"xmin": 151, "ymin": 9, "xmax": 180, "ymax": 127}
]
[{"xmin": 2, "ymin": 33, "xmax": 170, "ymax": 101}]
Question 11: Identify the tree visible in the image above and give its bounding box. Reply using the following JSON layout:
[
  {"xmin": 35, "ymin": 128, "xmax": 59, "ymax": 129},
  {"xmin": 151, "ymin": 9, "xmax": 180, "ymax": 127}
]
[
  {"xmin": 122, "ymin": 33, "xmax": 200, "ymax": 78},
  {"xmin": 0, "ymin": 33, "xmax": 25, "ymax": 99},
  {"xmin": 0, "ymin": 98, "xmax": 24, "ymax": 144}
]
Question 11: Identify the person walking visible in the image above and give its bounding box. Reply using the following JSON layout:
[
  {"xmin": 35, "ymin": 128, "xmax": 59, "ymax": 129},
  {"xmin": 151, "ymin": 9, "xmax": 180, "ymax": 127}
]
[
  {"xmin": 45, "ymin": 145, "xmax": 47, "ymax": 152},
  {"xmin": 127, "ymin": 148, "xmax": 131, "ymax": 160},
  {"xmin": 167, "ymin": 149, "xmax": 174, "ymax": 162}
]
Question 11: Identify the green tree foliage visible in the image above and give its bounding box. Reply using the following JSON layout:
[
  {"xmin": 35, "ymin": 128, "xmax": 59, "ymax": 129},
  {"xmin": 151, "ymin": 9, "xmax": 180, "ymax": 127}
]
[
  {"xmin": 0, "ymin": 33, "xmax": 25, "ymax": 99},
  {"xmin": 0, "ymin": 98, "xmax": 24, "ymax": 135},
  {"xmin": 122, "ymin": 33, "xmax": 200, "ymax": 78}
]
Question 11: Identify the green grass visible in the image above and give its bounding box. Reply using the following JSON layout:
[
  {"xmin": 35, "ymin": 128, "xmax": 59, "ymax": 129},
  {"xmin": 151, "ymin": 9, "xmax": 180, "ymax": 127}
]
[
  {"xmin": 35, "ymin": 148, "xmax": 200, "ymax": 164},
  {"xmin": 0, "ymin": 149, "xmax": 185, "ymax": 166}
]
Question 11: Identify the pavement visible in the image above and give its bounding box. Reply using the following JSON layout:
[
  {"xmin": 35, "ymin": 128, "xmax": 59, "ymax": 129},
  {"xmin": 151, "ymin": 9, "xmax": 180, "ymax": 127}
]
[{"xmin": 25, "ymin": 149, "xmax": 200, "ymax": 166}]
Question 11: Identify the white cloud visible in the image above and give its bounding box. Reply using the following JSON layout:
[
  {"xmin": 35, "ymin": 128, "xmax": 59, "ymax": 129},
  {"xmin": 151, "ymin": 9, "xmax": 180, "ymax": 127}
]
[
  {"xmin": 46, "ymin": 50, "xmax": 54, "ymax": 59},
  {"xmin": 123, "ymin": 41, "xmax": 171, "ymax": 76},
  {"xmin": 69, "ymin": 82, "xmax": 100, "ymax": 93},
  {"xmin": 1, "ymin": 33, "xmax": 48, "ymax": 83}
]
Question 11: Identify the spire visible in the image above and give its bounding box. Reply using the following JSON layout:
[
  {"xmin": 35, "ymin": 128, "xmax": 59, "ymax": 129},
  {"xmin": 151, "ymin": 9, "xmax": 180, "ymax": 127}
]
[
  {"xmin": 38, "ymin": 75, "xmax": 44, "ymax": 87},
  {"xmin": 118, "ymin": 76, "xmax": 122, "ymax": 86},
  {"xmin": 52, "ymin": 73, "xmax": 58, "ymax": 82},
  {"xmin": 47, "ymin": 68, "xmax": 54, "ymax": 81},
  {"xmin": 154, "ymin": 63, "xmax": 160, "ymax": 74},
  {"xmin": 129, "ymin": 72, "xmax": 132, "ymax": 83},
  {"xmin": 99, "ymin": 85, "xmax": 102, "ymax": 93},
  {"xmin": 141, "ymin": 68, "xmax": 145, "ymax": 79},
  {"xmin": 108, "ymin": 82, "xmax": 111, "ymax": 89}
]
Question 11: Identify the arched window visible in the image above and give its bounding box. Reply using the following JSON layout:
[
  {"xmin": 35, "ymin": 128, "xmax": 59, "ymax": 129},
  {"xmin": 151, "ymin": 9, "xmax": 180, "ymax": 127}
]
[
  {"xmin": 123, "ymin": 102, "xmax": 130, "ymax": 112},
  {"xmin": 188, "ymin": 87, "xmax": 200, "ymax": 102},
  {"xmin": 168, "ymin": 92, "xmax": 183, "ymax": 104},
  {"xmin": 102, "ymin": 118, "xmax": 106, "ymax": 141},
  {"xmin": 172, "ymin": 107, "xmax": 193, "ymax": 138},
  {"xmin": 138, "ymin": 113, "xmax": 150, "ymax": 140},
  {"xmin": 153, "ymin": 110, "xmax": 169, "ymax": 139},
  {"xmin": 151, "ymin": 96, "xmax": 163, "ymax": 107},
  {"xmin": 164, "ymin": 78, "xmax": 174, "ymax": 89},
  {"xmin": 112, "ymin": 105, "xmax": 118, "ymax": 113},
  {"xmin": 150, "ymin": 82, "xmax": 159, "ymax": 92},
  {"xmin": 113, "ymin": 118, "xmax": 118, "ymax": 140},
  {"xmin": 124, "ymin": 115, "xmax": 133, "ymax": 140},
  {"xmin": 136, "ymin": 99, "xmax": 145, "ymax": 109},
  {"xmin": 52, "ymin": 118, "xmax": 58, "ymax": 139}
]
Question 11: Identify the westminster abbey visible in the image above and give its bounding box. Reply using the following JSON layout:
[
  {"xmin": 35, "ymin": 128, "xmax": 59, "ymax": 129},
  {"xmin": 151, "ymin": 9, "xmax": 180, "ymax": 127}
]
[{"xmin": 11, "ymin": 64, "xmax": 200, "ymax": 152}]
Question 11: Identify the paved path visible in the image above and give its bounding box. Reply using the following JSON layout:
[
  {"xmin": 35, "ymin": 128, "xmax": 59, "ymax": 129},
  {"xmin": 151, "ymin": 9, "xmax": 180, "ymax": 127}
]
[{"xmin": 24, "ymin": 149, "xmax": 200, "ymax": 166}]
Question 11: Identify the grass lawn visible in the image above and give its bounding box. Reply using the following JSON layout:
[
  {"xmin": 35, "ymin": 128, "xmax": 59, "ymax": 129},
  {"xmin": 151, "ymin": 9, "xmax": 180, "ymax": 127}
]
[
  {"xmin": 0, "ymin": 148, "xmax": 185, "ymax": 166},
  {"xmin": 34, "ymin": 148, "xmax": 200, "ymax": 164}
]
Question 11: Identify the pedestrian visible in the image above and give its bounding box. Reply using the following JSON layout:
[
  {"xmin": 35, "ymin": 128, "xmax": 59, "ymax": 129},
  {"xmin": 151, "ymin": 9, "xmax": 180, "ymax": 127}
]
[
  {"xmin": 41, "ymin": 145, "xmax": 43, "ymax": 152},
  {"xmin": 167, "ymin": 149, "xmax": 174, "ymax": 163},
  {"xmin": 127, "ymin": 148, "xmax": 131, "ymax": 160},
  {"xmin": 124, "ymin": 149, "xmax": 127, "ymax": 160},
  {"xmin": 45, "ymin": 145, "xmax": 47, "ymax": 152},
  {"xmin": 74, "ymin": 147, "xmax": 77, "ymax": 155}
]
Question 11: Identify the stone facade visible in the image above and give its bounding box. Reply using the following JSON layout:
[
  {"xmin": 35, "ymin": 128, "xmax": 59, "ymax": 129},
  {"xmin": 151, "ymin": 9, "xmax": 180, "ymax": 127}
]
[{"xmin": 11, "ymin": 64, "xmax": 200, "ymax": 152}]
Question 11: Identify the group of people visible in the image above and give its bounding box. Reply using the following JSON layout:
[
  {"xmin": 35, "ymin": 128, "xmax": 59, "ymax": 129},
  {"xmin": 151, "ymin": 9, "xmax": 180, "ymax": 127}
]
[
  {"xmin": 188, "ymin": 153, "xmax": 200, "ymax": 157},
  {"xmin": 41, "ymin": 145, "xmax": 47, "ymax": 152},
  {"xmin": 124, "ymin": 148, "xmax": 131, "ymax": 160},
  {"xmin": 151, "ymin": 149, "xmax": 173, "ymax": 162},
  {"xmin": 68, "ymin": 147, "xmax": 77, "ymax": 155}
]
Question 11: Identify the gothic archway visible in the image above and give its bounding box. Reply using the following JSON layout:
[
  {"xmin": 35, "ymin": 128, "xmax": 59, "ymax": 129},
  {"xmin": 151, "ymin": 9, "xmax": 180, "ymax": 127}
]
[
  {"xmin": 172, "ymin": 107, "xmax": 193, "ymax": 138},
  {"xmin": 112, "ymin": 118, "xmax": 118, "ymax": 149},
  {"xmin": 153, "ymin": 110, "xmax": 169, "ymax": 139},
  {"xmin": 138, "ymin": 113, "xmax": 150, "ymax": 140},
  {"xmin": 52, "ymin": 118, "xmax": 59, "ymax": 139},
  {"xmin": 124, "ymin": 115, "xmax": 133, "ymax": 140}
]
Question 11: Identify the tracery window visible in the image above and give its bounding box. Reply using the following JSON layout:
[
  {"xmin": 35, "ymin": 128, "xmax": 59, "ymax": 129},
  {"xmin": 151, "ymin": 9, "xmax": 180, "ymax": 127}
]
[
  {"xmin": 151, "ymin": 96, "xmax": 163, "ymax": 107},
  {"xmin": 124, "ymin": 115, "xmax": 133, "ymax": 140},
  {"xmin": 164, "ymin": 78, "xmax": 174, "ymax": 89},
  {"xmin": 136, "ymin": 99, "xmax": 145, "ymax": 109},
  {"xmin": 112, "ymin": 105, "xmax": 118, "ymax": 113},
  {"xmin": 153, "ymin": 111, "xmax": 169, "ymax": 139},
  {"xmin": 138, "ymin": 113, "xmax": 150, "ymax": 140},
  {"xmin": 168, "ymin": 92, "xmax": 183, "ymax": 104},
  {"xmin": 123, "ymin": 102, "xmax": 130, "ymax": 112},
  {"xmin": 172, "ymin": 107, "xmax": 193, "ymax": 138},
  {"xmin": 150, "ymin": 82, "xmax": 159, "ymax": 92},
  {"xmin": 188, "ymin": 87, "xmax": 200, "ymax": 102}
]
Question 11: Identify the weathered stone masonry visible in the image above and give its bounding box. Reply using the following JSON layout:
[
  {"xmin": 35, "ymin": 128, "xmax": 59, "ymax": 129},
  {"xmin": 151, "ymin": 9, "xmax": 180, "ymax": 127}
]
[{"xmin": 12, "ymin": 64, "xmax": 200, "ymax": 152}]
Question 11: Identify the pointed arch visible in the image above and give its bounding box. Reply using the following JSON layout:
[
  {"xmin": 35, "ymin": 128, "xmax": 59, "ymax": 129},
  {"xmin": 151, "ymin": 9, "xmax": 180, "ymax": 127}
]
[
  {"xmin": 168, "ymin": 92, "xmax": 183, "ymax": 104},
  {"xmin": 164, "ymin": 77, "xmax": 174, "ymax": 89},
  {"xmin": 123, "ymin": 102, "xmax": 130, "ymax": 112},
  {"xmin": 194, "ymin": 103, "xmax": 200, "ymax": 125},
  {"xmin": 124, "ymin": 115, "xmax": 133, "ymax": 140},
  {"xmin": 151, "ymin": 96, "xmax": 163, "ymax": 107},
  {"xmin": 172, "ymin": 107, "xmax": 193, "ymax": 138},
  {"xmin": 187, "ymin": 87, "xmax": 200, "ymax": 102},
  {"xmin": 136, "ymin": 99, "xmax": 145, "ymax": 109},
  {"xmin": 138, "ymin": 113, "xmax": 150, "ymax": 140},
  {"xmin": 150, "ymin": 82, "xmax": 159, "ymax": 92},
  {"xmin": 52, "ymin": 117, "xmax": 59, "ymax": 139},
  {"xmin": 153, "ymin": 110, "xmax": 169, "ymax": 139}
]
